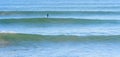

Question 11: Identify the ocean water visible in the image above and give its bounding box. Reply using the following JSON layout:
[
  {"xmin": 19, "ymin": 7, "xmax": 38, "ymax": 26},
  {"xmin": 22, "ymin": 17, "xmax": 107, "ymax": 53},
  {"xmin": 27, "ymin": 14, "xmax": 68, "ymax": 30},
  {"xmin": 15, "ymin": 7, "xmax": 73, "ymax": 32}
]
[{"xmin": 0, "ymin": 0, "xmax": 120, "ymax": 57}]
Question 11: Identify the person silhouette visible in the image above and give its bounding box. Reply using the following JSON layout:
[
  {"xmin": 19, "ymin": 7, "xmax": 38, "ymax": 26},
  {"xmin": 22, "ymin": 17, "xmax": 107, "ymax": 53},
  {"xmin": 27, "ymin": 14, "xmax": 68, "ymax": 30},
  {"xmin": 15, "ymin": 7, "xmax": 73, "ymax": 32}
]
[{"xmin": 47, "ymin": 13, "xmax": 49, "ymax": 18}]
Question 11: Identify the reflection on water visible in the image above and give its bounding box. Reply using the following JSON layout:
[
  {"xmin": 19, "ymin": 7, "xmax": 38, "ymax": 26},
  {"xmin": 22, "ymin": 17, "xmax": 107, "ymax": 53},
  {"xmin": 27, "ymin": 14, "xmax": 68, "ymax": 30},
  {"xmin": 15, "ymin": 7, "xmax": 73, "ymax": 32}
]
[
  {"xmin": 0, "ymin": 34, "xmax": 120, "ymax": 57},
  {"xmin": 0, "ymin": 41, "xmax": 120, "ymax": 57}
]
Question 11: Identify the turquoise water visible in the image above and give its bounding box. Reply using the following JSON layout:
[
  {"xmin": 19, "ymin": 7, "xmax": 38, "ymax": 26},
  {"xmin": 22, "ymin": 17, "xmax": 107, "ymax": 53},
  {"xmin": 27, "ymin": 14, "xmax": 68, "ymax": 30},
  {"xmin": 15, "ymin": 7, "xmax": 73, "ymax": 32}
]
[
  {"xmin": 0, "ymin": 0, "xmax": 120, "ymax": 57},
  {"xmin": 0, "ymin": 33, "xmax": 120, "ymax": 57}
]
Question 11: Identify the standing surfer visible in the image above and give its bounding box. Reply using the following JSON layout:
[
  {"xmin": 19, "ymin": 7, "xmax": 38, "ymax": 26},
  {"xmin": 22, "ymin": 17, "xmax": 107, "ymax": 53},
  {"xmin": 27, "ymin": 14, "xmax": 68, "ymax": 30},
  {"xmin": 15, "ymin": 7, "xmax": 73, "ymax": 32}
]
[{"xmin": 47, "ymin": 13, "xmax": 49, "ymax": 18}]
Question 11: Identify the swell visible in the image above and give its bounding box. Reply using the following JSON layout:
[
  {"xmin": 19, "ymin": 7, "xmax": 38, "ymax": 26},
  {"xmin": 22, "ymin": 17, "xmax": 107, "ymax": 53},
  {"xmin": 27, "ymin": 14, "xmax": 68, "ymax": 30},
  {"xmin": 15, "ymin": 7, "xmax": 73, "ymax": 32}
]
[
  {"xmin": 0, "ymin": 11, "xmax": 119, "ymax": 19},
  {"xmin": 0, "ymin": 11, "xmax": 120, "ymax": 15},
  {"xmin": 0, "ymin": 18, "xmax": 120, "ymax": 24},
  {"xmin": 1, "ymin": 33, "xmax": 120, "ymax": 42},
  {"xmin": 0, "ymin": 11, "xmax": 119, "ymax": 20}
]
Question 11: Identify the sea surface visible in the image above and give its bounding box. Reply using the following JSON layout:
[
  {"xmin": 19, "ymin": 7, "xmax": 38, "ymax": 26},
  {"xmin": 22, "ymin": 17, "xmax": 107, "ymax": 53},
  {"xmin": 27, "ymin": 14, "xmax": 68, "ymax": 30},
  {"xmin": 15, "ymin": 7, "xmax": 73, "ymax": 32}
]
[{"xmin": 0, "ymin": 0, "xmax": 120, "ymax": 57}]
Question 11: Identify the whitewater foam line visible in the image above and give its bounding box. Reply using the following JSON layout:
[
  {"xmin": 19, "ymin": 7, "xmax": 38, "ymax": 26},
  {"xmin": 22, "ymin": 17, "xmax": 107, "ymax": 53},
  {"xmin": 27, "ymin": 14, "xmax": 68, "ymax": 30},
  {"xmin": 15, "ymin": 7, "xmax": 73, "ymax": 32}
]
[
  {"xmin": 0, "ymin": 11, "xmax": 120, "ymax": 13},
  {"xmin": 1, "ymin": 17, "xmax": 120, "ymax": 20},
  {"xmin": 0, "ymin": 31, "xmax": 16, "ymax": 33},
  {"xmin": 1, "ymin": 30, "xmax": 120, "ymax": 37}
]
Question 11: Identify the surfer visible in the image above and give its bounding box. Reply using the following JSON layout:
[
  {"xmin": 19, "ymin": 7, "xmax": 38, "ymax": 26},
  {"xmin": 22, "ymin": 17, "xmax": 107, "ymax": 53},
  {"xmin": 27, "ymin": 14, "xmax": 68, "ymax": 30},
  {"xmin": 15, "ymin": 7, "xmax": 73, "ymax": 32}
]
[{"xmin": 46, "ymin": 13, "xmax": 49, "ymax": 18}]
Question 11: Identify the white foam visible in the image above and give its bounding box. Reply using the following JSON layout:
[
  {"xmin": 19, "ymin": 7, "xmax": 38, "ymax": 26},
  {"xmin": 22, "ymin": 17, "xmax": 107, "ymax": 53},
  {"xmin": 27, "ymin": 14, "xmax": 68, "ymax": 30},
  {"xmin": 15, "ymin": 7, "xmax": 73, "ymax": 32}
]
[{"xmin": 0, "ymin": 31, "xmax": 16, "ymax": 33}]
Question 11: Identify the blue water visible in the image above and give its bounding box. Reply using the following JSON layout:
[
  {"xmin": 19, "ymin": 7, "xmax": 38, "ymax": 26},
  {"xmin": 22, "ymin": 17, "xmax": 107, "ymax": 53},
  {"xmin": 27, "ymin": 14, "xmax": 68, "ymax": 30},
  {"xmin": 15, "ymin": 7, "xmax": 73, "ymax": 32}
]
[
  {"xmin": 0, "ymin": 0, "xmax": 120, "ymax": 38},
  {"xmin": 0, "ymin": 0, "xmax": 120, "ymax": 57},
  {"xmin": 0, "ymin": 3, "xmax": 120, "ymax": 36}
]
